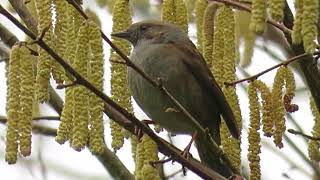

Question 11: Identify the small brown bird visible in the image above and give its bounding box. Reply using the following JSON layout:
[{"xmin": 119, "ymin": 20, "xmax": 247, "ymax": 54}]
[{"xmin": 112, "ymin": 20, "xmax": 240, "ymax": 177}]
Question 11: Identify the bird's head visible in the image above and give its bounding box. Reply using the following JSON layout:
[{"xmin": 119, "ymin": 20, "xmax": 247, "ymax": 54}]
[{"xmin": 111, "ymin": 20, "xmax": 187, "ymax": 46}]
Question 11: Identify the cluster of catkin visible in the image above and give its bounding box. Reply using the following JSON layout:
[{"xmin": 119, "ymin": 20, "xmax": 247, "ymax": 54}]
[
  {"xmin": 247, "ymin": 66, "xmax": 297, "ymax": 179},
  {"xmin": 54, "ymin": 5, "xmax": 105, "ymax": 155},
  {"xmin": 5, "ymin": 0, "xmax": 105, "ymax": 163},
  {"xmin": 196, "ymin": 1, "xmax": 243, "ymax": 171},
  {"xmin": 195, "ymin": 0, "xmax": 301, "ymax": 179},
  {"xmin": 250, "ymin": 0, "xmax": 319, "ymax": 53}
]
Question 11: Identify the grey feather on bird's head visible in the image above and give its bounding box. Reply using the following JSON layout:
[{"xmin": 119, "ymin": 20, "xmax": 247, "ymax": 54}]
[{"xmin": 111, "ymin": 20, "xmax": 189, "ymax": 46}]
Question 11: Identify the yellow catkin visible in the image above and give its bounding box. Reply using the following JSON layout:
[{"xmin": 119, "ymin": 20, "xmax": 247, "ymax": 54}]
[
  {"xmin": 254, "ymin": 80, "xmax": 273, "ymax": 137},
  {"xmin": 35, "ymin": 0, "xmax": 54, "ymax": 102},
  {"xmin": 211, "ymin": 7, "xmax": 224, "ymax": 85},
  {"xmin": 5, "ymin": 44, "xmax": 21, "ymax": 164},
  {"xmin": 18, "ymin": 45, "xmax": 35, "ymax": 157},
  {"xmin": 52, "ymin": 0, "xmax": 67, "ymax": 84},
  {"xmin": 269, "ymin": 0, "xmax": 285, "ymax": 22},
  {"xmin": 174, "ymin": 0, "xmax": 188, "ymax": 34},
  {"xmin": 88, "ymin": 21, "xmax": 105, "ymax": 155},
  {"xmin": 292, "ymin": 0, "xmax": 303, "ymax": 44},
  {"xmin": 235, "ymin": 10, "xmax": 256, "ymax": 67},
  {"xmin": 219, "ymin": 6, "xmax": 242, "ymax": 170},
  {"xmin": 161, "ymin": 0, "xmax": 175, "ymax": 24},
  {"xmin": 247, "ymin": 82, "xmax": 262, "ymax": 180},
  {"xmin": 56, "ymin": 6, "xmax": 77, "ymax": 144},
  {"xmin": 308, "ymin": 97, "xmax": 320, "ymax": 161},
  {"xmin": 301, "ymin": 0, "xmax": 319, "ymax": 53},
  {"xmin": 195, "ymin": 0, "xmax": 208, "ymax": 53},
  {"xmin": 135, "ymin": 135, "xmax": 160, "ymax": 180},
  {"xmin": 161, "ymin": 0, "xmax": 188, "ymax": 33},
  {"xmin": 71, "ymin": 22, "xmax": 90, "ymax": 151},
  {"xmin": 202, "ymin": 3, "xmax": 220, "ymax": 67},
  {"xmin": 110, "ymin": 0, "xmax": 133, "ymax": 151},
  {"xmin": 249, "ymin": 0, "xmax": 267, "ymax": 34},
  {"xmin": 272, "ymin": 66, "xmax": 296, "ymax": 148}
]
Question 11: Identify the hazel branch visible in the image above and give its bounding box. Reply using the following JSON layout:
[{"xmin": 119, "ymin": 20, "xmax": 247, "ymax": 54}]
[
  {"xmin": 208, "ymin": 0, "xmax": 292, "ymax": 33},
  {"xmin": 225, "ymin": 52, "xmax": 319, "ymax": 86},
  {"xmin": 288, "ymin": 129, "xmax": 320, "ymax": 141},
  {"xmin": 0, "ymin": 5, "xmax": 229, "ymax": 180}
]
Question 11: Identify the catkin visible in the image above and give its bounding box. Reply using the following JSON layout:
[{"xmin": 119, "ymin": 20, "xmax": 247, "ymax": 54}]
[
  {"xmin": 18, "ymin": 46, "xmax": 35, "ymax": 157},
  {"xmin": 195, "ymin": 0, "xmax": 208, "ymax": 53},
  {"xmin": 202, "ymin": 3, "xmax": 220, "ymax": 67},
  {"xmin": 56, "ymin": 6, "xmax": 78, "ymax": 144},
  {"xmin": 301, "ymin": 0, "xmax": 319, "ymax": 53},
  {"xmin": 249, "ymin": 0, "xmax": 267, "ymax": 34},
  {"xmin": 110, "ymin": 0, "xmax": 133, "ymax": 151},
  {"xmin": 272, "ymin": 66, "xmax": 296, "ymax": 148},
  {"xmin": 269, "ymin": 0, "xmax": 285, "ymax": 22},
  {"xmin": 5, "ymin": 44, "xmax": 21, "ymax": 164},
  {"xmin": 247, "ymin": 82, "xmax": 262, "ymax": 180},
  {"xmin": 292, "ymin": 0, "xmax": 303, "ymax": 44},
  {"xmin": 308, "ymin": 97, "xmax": 320, "ymax": 161},
  {"xmin": 35, "ymin": 0, "xmax": 54, "ymax": 102},
  {"xmin": 71, "ymin": 22, "xmax": 90, "ymax": 151},
  {"xmin": 88, "ymin": 21, "xmax": 105, "ymax": 155},
  {"xmin": 220, "ymin": 6, "xmax": 242, "ymax": 170}
]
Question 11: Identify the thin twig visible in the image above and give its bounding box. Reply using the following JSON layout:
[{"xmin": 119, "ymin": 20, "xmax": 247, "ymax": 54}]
[
  {"xmin": 209, "ymin": 0, "xmax": 292, "ymax": 33},
  {"xmin": 0, "ymin": 5, "xmax": 228, "ymax": 180},
  {"xmin": 225, "ymin": 52, "xmax": 317, "ymax": 86},
  {"xmin": 288, "ymin": 129, "xmax": 320, "ymax": 141}
]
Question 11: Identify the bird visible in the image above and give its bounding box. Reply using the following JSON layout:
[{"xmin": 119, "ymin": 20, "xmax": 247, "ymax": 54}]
[{"xmin": 111, "ymin": 20, "xmax": 240, "ymax": 177}]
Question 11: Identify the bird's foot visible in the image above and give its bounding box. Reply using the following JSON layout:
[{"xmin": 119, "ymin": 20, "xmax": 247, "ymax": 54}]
[
  {"xmin": 134, "ymin": 119, "xmax": 155, "ymax": 141},
  {"xmin": 179, "ymin": 132, "xmax": 197, "ymax": 175}
]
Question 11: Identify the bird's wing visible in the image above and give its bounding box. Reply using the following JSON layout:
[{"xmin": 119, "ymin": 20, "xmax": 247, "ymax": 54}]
[{"xmin": 169, "ymin": 40, "xmax": 240, "ymax": 139}]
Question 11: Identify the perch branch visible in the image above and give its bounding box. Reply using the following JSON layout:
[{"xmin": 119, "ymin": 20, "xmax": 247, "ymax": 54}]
[{"xmin": 288, "ymin": 129, "xmax": 320, "ymax": 141}]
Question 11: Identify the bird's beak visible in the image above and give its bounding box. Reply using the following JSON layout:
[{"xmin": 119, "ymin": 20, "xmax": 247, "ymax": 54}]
[{"xmin": 111, "ymin": 30, "xmax": 130, "ymax": 40}]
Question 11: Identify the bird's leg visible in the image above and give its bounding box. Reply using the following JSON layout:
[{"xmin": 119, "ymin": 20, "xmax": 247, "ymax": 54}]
[
  {"xmin": 149, "ymin": 132, "xmax": 197, "ymax": 176},
  {"xmin": 181, "ymin": 131, "xmax": 197, "ymax": 159},
  {"xmin": 134, "ymin": 119, "xmax": 155, "ymax": 141},
  {"xmin": 179, "ymin": 131, "xmax": 198, "ymax": 175}
]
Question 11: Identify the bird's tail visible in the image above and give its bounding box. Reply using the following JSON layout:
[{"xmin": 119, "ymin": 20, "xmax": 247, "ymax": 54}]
[{"xmin": 195, "ymin": 133, "xmax": 234, "ymax": 178}]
